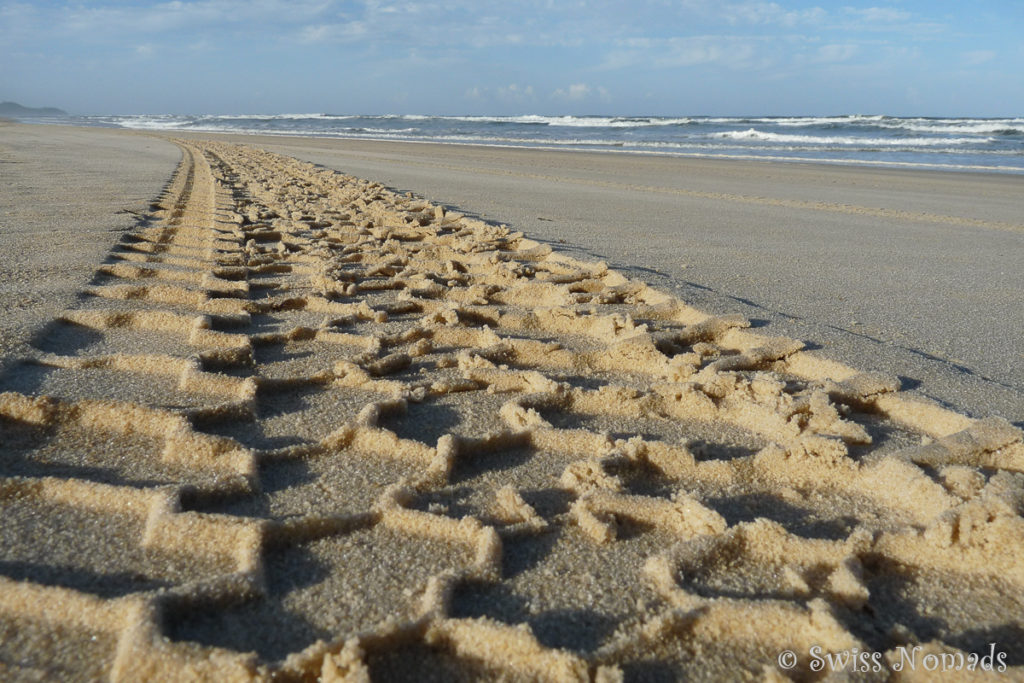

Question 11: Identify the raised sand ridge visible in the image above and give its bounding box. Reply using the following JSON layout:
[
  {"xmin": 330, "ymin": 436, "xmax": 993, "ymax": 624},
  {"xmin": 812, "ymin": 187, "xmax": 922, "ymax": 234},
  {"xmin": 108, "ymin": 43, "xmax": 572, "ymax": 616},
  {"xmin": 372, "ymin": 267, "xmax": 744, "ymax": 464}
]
[{"xmin": 1, "ymin": 140, "xmax": 1022, "ymax": 680}]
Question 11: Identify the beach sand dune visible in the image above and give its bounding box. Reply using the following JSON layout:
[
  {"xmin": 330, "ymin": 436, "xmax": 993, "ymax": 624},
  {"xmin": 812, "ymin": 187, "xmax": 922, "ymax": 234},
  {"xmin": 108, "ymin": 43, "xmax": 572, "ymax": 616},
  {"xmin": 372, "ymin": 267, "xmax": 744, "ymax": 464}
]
[{"xmin": 1, "ymin": 134, "xmax": 1023, "ymax": 680}]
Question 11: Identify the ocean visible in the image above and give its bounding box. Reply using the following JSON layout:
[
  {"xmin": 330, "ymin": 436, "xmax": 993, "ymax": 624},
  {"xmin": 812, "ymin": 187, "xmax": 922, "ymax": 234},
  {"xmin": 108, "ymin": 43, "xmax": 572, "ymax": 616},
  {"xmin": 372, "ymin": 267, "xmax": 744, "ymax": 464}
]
[{"xmin": 27, "ymin": 113, "xmax": 1024, "ymax": 174}]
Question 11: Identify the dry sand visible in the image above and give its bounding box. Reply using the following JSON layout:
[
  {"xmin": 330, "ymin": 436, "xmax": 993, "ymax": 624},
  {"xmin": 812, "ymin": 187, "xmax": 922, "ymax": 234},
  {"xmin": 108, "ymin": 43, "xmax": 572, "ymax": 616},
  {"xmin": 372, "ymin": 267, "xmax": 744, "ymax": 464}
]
[
  {"xmin": 0, "ymin": 124, "xmax": 1023, "ymax": 681},
  {"xmin": 0, "ymin": 123, "xmax": 181, "ymax": 372}
]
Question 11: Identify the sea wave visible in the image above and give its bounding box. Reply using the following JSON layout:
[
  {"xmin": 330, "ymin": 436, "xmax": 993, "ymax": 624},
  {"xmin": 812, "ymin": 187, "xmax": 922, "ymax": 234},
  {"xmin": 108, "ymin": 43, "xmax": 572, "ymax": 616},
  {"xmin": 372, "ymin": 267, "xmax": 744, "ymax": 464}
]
[
  {"xmin": 219, "ymin": 114, "xmax": 697, "ymax": 128},
  {"xmin": 99, "ymin": 115, "xmax": 194, "ymax": 129},
  {"xmin": 71, "ymin": 112, "xmax": 1023, "ymax": 173},
  {"xmin": 207, "ymin": 113, "xmax": 357, "ymax": 121},
  {"xmin": 483, "ymin": 115, "xmax": 695, "ymax": 127},
  {"xmin": 384, "ymin": 114, "xmax": 696, "ymax": 127},
  {"xmin": 139, "ymin": 124, "xmax": 1009, "ymax": 157},
  {"xmin": 94, "ymin": 113, "xmax": 1024, "ymax": 136},
  {"xmin": 876, "ymin": 120, "xmax": 1024, "ymax": 136},
  {"xmin": 700, "ymin": 115, "xmax": 1024, "ymax": 136},
  {"xmin": 711, "ymin": 128, "xmax": 994, "ymax": 146},
  {"xmin": 705, "ymin": 115, "xmax": 889, "ymax": 126}
]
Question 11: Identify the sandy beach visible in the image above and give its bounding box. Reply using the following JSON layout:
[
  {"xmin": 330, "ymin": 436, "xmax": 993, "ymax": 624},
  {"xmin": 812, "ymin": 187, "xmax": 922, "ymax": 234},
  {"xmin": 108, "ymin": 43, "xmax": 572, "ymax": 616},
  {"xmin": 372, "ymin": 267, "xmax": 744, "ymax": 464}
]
[
  {"xmin": 1, "ymin": 122, "xmax": 1023, "ymax": 680},
  {"xmin": 190, "ymin": 132, "xmax": 1024, "ymax": 426}
]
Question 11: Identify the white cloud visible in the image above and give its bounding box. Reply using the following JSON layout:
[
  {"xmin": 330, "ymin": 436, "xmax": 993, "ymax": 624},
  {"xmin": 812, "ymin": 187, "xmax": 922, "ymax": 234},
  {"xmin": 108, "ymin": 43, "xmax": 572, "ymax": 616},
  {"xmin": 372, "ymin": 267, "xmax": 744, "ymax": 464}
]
[
  {"xmin": 551, "ymin": 83, "xmax": 611, "ymax": 103},
  {"xmin": 664, "ymin": 1, "xmax": 825, "ymax": 27},
  {"xmin": 299, "ymin": 21, "xmax": 368, "ymax": 43},
  {"xmin": 843, "ymin": 7, "xmax": 911, "ymax": 24},
  {"xmin": 815, "ymin": 43, "xmax": 858, "ymax": 63},
  {"xmin": 187, "ymin": 39, "xmax": 216, "ymax": 52},
  {"xmin": 962, "ymin": 50, "xmax": 995, "ymax": 67},
  {"xmin": 719, "ymin": 2, "xmax": 826, "ymax": 27},
  {"xmin": 604, "ymin": 36, "xmax": 762, "ymax": 70},
  {"xmin": 496, "ymin": 83, "xmax": 536, "ymax": 103},
  {"xmin": 465, "ymin": 84, "xmax": 537, "ymax": 104},
  {"xmin": 27, "ymin": 0, "xmax": 334, "ymax": 40},
  {"xmin": 553, "ymin": 83, "xmax": 590, "ymax": 101}
]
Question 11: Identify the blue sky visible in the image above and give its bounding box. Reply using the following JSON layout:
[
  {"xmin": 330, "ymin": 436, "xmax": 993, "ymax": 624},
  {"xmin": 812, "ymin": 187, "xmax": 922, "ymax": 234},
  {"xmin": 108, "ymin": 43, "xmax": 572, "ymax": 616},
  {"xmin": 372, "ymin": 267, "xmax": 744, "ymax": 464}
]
[{"xmin": 1, "ymin": 1, "xmax": 1021, "ymax": 116}]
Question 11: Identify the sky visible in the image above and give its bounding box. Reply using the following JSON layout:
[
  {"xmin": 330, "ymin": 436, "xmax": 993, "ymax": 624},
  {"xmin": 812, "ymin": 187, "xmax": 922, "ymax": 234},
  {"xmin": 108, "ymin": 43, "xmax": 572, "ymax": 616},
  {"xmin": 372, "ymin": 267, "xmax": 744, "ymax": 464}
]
[{"xmin": 1, "ymin": 0, "xmax": 1021, "ymax": 116}]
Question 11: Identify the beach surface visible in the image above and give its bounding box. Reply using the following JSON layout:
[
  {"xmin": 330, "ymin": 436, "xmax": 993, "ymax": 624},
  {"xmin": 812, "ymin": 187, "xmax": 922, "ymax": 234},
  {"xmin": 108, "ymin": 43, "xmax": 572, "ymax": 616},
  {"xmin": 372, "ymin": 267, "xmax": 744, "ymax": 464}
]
[
  {"xmin": 0, "ymin": 123, "xmax": 181, "ymax": 371},
  {"xmin": 178, "ymin": 132, "xmax": 1024, "ymax": 425},
  {"xmin": 1, "ymin": 123, "xmax": 1022, "ymax": 680}
]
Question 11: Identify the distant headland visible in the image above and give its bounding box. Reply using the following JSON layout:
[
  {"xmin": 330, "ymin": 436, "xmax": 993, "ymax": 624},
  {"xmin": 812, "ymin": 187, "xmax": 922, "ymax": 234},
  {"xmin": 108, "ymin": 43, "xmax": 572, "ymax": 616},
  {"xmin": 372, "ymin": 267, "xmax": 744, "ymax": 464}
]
[{"xmin": 0, "ymin": 101, "xmax": 68, "ymax": 117}]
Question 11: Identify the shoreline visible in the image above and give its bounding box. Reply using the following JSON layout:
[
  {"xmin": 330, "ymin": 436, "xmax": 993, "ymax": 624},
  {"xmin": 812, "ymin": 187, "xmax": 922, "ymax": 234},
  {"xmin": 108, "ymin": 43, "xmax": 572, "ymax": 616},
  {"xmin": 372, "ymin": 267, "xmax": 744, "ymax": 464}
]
[
  {"xmin": 121, "ymin": 128, "xmax": 1024, "ymax": 175},
  {"xmin": 26, "ymin": 117, "xmax": 1024, "ymax": 176}
]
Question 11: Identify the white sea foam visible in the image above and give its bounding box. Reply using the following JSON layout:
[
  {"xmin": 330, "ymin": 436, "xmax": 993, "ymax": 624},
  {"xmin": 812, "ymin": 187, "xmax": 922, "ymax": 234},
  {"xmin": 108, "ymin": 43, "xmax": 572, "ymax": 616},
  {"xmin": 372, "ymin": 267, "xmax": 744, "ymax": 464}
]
[
  {"xmin": 711, "ymin": 128, "xmax": 992, "ymax": 146},
  {"xmin": 101, "ymin": 115, "xmax": 193, "ymax": 130},
  {"xmin": 877, "ymin": 121, "xmax": 1024, "ymax": 135},
  {"xmin": 346, "ymin": 127, "xmax": 421, "ymax": 134},
  {"xmin": 207, "ymin": 113, "xmax": 354, "ymax": 120},
  {"xmin": 349, "ymin": 114, "xmax": 696, "ymax": 127}
]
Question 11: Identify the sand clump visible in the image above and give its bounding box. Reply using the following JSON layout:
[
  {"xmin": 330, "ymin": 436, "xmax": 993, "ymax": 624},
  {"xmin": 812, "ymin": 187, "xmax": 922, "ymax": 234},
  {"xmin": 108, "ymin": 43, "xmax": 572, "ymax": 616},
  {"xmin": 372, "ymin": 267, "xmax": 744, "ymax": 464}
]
[{"xmin": 0, "ymin": 138, "xmax": 1022, "ymax": 680}]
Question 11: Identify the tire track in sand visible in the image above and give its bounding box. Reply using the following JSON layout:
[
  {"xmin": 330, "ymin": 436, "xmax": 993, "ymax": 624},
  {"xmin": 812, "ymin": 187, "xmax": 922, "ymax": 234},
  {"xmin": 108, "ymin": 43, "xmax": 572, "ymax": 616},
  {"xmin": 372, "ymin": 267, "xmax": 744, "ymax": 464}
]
[{"xmin": 0, "ymin": 140, "xmax": 1022, "ymax": 680}]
